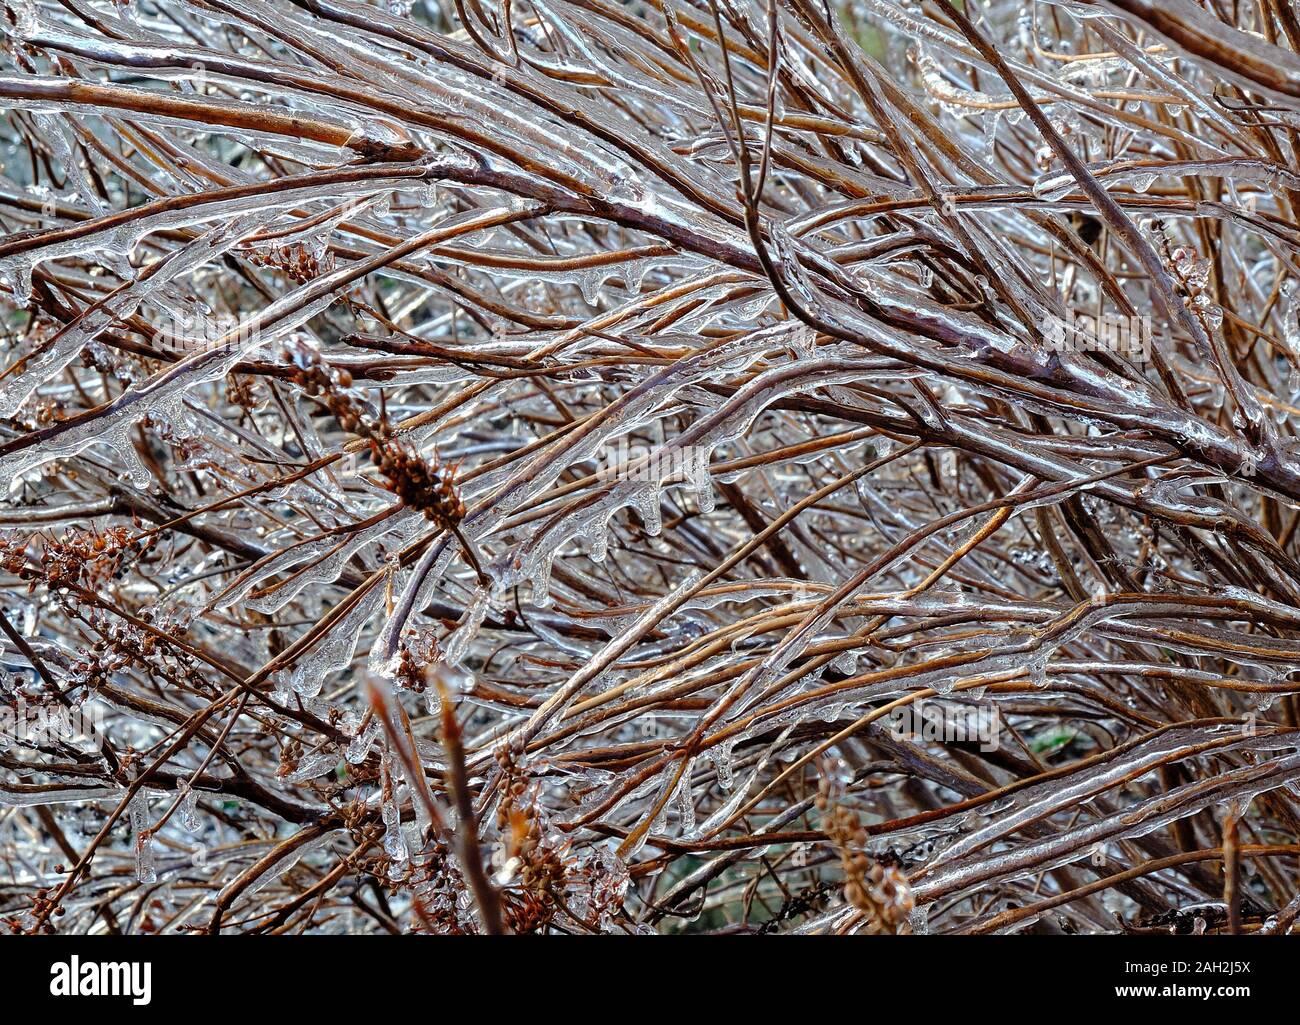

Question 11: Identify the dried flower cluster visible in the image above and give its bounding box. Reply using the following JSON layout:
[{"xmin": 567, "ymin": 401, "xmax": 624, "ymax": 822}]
[
  {"xmin": 287, "ymin": 341, "xmax": 468, "ymax": 532},
  {"xmin": 3, "ymin": 0, "xmax": 1300, "ymax": 935},
  {"xmin": 818, "ymin": 765, "xmax": 914, "ymax": 933}
]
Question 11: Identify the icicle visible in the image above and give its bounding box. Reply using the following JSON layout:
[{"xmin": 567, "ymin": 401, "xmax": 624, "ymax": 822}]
[
  {"xmin": 632, "ymin": 483, "xmax": 662, "ymax": 536},
  {"xmin": 346, "ymin": 716, "xmax": 382, "ymax": 764},
  {"xmin": 677, "ymin": 757, "xmax": 697, "ymax": 835},
  {"xmin": 531, "ymin": 551, "xmax": 556, "ymax": 608},
  {"xmin": 177, "ymin": 780, "xmax": 202, "ymax": 833},
  {"xmin": 710, "ymin": 738, "xmax": 736, "ymax": 790},
  {"xmin": 380, "ymin": 754, "xmax": 409, "ymax": 864},
  {"xmin": 583, "ymin": 515, "xmax": 609, "ymax": 562},
  {"xmin": 130, "ymin": 794, "xmax": 157, "ymax": 884},
  {"xmin": 0, "ymin": 258, "xmax": 33, "ymax": 308},
  {"xmin": 445, "ymin": 589, "xmax": 489, "ymax": 666},
  {"xmin": 686, "ymin": 446, "xmax": 715, "ymax": 512}
]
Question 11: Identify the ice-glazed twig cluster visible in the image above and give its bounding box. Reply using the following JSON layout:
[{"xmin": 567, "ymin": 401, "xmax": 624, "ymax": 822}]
[{"xmin": 3, "ymin": 0, "xmax": 1300, "ymax": 935}]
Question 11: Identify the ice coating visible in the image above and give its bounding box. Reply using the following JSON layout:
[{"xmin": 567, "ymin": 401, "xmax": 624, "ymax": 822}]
[{"xmin": 3, "ymin": 0, "xmax": 1300, "ymax": 937}]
